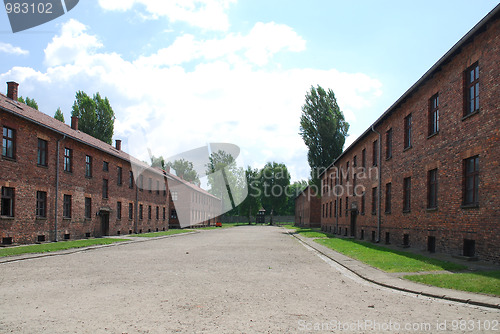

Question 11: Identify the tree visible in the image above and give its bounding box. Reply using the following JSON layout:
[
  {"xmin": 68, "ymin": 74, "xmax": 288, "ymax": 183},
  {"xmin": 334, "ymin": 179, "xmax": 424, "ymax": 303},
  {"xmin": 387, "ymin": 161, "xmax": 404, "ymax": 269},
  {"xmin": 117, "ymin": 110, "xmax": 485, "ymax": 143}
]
[
  {"xmin": 259, "ymin": 162, "xmax": 291, "ymax": 223},
  {"xmin": 238, "ymin": 166, "xmax": 260, "ymax": 223},
  {"xmin": 300, "ymin": 85, "xmax": 349, "ymax": 188},
  {"xmin": 150, "ymin": 155, "xmax": 165, "ymax": 169},
  {"xmin": 18, "ymin": 96, "xmax": 38, "ymax": 110},
  {"xmin": 54, "ymin": 107, "xmax": 65, "ymax": 122},
  {"xmin": 166, "ymin": 159, "xmax": 200, "ymax": 185},
  {"xmin": 206, "ymin": 150, "xmax": 246, "ymax": 215},
  {"xmin": 71, "ymin": 91, "xmax": 115, "ymax": 144}
]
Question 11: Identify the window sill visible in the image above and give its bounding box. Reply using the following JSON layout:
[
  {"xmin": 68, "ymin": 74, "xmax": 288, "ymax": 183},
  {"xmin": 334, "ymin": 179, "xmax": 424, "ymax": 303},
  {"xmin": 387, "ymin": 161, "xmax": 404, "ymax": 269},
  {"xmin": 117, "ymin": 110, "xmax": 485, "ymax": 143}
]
[
  {"xmin": 37, "ymin": 164, "xmax": 48, "ymax": 169},
  {"xmin": 426, "ymin": 207, "xmax": 438, "ymax": 212},
  {"xmin": 385, "ymin": 211, "xmax": 391, "ymax": 215},
  {"xmin": 462, "ymin": 110, "xmax": 480, "ymax": 121},
  {"xmin": 35, "ymin": 217, "xmax": 48, "ymax": 220},
  {"xmin": 461, "ymin": 203, "xmax": 479, "ymax": 209},
  {"xmin": 64, "ymin": 170, "xmax": 72, "ymax": 174},
  {"xmin": 385, "ymin": 156, "xmax": 392, "ymax": 161},
  {"xmin": 2, "ymin": 156, "xmax": 16, "ymax": 162},
  {"xmin": 360, "ymin": 213, "xmax": 365, "ymax": 216},
  {"xmin": 0, "ymin": 216, "xmax": 15, "ymax": 220},
  {"xmin": 62, "ymin": 217, "xmax": 71, "ymax": 220},
  {"xmin": 427, "ymin": 132, "xmax": 439, "ymax": 139},
  {"xmin": 403, "ymin": 145, "xmax": 412, "ymax": 152},
  {"xmin": 403, "ymin": 210, "xmax": 411, "ymax": 214},
  {"xmin": 85, "ymin": 176, "xmax": 92, "ymax": 179}
]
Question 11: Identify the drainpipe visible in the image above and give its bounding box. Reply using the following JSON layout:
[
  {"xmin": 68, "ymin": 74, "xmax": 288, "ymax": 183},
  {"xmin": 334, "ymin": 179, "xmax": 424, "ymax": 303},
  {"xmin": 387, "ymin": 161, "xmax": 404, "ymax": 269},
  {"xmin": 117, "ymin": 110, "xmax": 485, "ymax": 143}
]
[
  {"xmin": 54, "ymin": 135, "xmax": 66, "ymax": 242},
  {"xmin": 134, "ymin": 174, "xmax": 139, "ymax": 234},
  {"xmin": 371, "ymin": 125, "xmax": 382, "ymax": 243}
]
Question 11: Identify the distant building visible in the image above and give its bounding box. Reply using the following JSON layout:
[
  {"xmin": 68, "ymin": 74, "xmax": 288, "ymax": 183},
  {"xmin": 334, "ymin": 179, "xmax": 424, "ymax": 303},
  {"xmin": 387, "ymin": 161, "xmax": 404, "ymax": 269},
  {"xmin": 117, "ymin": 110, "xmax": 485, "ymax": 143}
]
[
  {"xmin": 319, "ymin": 6, "xmax": 499, "ymax": 262},
  {"xmin": 295, "ymin": 186, "xmax": 320, "ymax": 228}
]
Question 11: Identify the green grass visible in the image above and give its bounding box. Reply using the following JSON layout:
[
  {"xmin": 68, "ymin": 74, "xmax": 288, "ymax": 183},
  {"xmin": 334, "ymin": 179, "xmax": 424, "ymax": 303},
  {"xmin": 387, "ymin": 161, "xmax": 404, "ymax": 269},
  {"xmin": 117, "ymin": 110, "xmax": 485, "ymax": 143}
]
[
  {"xmin": 315, "ymin": 238, "xmax": 466, "ymax": 273},
  {"xmin": 131, "ymin": 229, "xmax": 194, "ymax": 237},
  {"xmin": 404, "ymin": 271, "xmax": 500, "ymax": 296},
  {"xmin": 0, "ymin": 238, "xmax": 129, "ymax": 257},
  {"xmin": 284, "ymin": 225, "xmax": 333, "ymax": 239}
]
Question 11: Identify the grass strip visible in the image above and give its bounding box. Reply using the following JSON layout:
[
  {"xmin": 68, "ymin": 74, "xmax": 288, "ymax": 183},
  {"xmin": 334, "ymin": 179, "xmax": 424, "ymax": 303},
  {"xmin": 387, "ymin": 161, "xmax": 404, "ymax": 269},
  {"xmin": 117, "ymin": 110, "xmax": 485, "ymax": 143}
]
[
  {"xmin": 315, "ymin": 238, "xmax": 466, "ymax": 273},
  {"xmin": 0, "ymin": 238, "xmax": 129, "ymax": 257},
  {"xmin": 131, "ymin": 230, "xmax": 193, "ymax": 237},
  {"xmin": 283, "ymin": 225, "xmax": 332, "ymax": 239},
  {"xmin": 404, "ymin": 271, "xmax": 500, "ymax": 296}
]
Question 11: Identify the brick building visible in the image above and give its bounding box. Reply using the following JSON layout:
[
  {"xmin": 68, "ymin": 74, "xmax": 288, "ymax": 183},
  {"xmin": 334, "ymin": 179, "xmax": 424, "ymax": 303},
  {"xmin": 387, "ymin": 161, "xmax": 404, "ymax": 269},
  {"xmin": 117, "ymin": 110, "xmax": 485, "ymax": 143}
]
[
  {"xmin": 167, "ymin": 170, "xmax": 222, "ymax": 228},
  {"xmin": 319, "ymin": 6, "xmax": 499, "ymax": 262},
  {"xmin": 0, "ymin": 82, "xmax": 220, "ymax": 244},
  {"xmin": 295, "ymin": 185, "xmax": 321, "ymax": 228}
]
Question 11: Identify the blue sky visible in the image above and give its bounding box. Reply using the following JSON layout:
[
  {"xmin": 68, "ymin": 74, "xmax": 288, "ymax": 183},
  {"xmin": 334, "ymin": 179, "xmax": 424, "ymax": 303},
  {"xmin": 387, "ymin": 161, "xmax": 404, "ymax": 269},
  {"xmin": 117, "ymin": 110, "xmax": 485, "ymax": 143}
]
[{"xmin": 0, "ymin": 0, "xmax": 497, "ymax": 182}]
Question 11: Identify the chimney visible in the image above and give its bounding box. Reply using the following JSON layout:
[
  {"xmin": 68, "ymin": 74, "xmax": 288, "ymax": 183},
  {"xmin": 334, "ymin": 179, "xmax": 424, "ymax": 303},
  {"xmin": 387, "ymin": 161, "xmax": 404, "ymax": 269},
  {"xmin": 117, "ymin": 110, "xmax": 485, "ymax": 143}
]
[
  {"xmin": 115, "ymin": 139, "xmax": 121, "ymax": 150},
  {"xmin": 71, "ymin": 116, "xmax": 79, "ymax": 130},
  {"xmin": 7, "ymin": 81, "xmax": 18, "ymax": 101}
]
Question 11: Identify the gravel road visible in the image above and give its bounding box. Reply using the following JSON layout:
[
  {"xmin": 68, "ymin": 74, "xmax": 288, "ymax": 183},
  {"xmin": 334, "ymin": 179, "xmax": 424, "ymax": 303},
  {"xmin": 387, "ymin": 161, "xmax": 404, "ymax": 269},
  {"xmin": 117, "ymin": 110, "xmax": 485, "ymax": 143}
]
[{"xmin": 0, "ymin": 226, "xmax": 498, "ymax": 333}]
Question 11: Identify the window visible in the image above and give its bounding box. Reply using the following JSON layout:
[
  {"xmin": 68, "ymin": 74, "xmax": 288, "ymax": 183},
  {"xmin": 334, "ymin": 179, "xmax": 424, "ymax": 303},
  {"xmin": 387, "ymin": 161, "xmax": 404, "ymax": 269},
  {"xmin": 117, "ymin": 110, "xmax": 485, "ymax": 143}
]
[
  {"xmin": 464, "ymin": 62, "xmax": 479, "ymax": 116},
  {"xmin": 346, "ymin": 162, "xmax": 350, "ymax": 181},
  {"xmin": 334, "ymin": 200, "xmax": 337, "ymax": 217},
  {"xmin": 353, "ymin": 174, "xmax": 357, "ymax": 196},
  {"xmin": 428, "ymin": 169, "xmax": 438, "ymax": 209},
  {"xmin": 171, "ymin": 191, "xmax": 178, "ymax": 201},
  {"xmin": 63, "ymin": 194, "xmax": 72, "ymax": 218},
  {"xmin": 345, "ymin": 197, "xmax": 349, "ymax": 215},
  {"xmin": 103, "ymin": 161, "xmax": 109, "ymax": 172},
  {"xmin": 362, "ymin": 149, "xmax": 366, "ymax": 168},
  {"xmin": 148, "ymin": 205, "xmax": 152, "ymax": 220},
  {"xmin": 371, "ymin": 187, "xmax": 377, "ymax": 215},
  {"xmin": 156, "ymin": 180, "xmax": 160, "ymax": 195},
  {"xmin": 129, "ymin": 171, "xmax": 134, "ymax": 189},
  {"xmin": 353, "ymin": 155, "xmax": 357, "ymax": 167},
  {"xmin": 156, "ymin": 206, "xmax": 159, "ymax": 220},
  {"xmin": 36, "ymin": 191, "xmax": 47, "ymax": 218},
  {"xmin": 339, "ymin": 198, "xmax": 342, "ymax": 217},
  {"xmin": 85, "ymin": 197, "xmax": 91, "ymax": 219},
  {"xmin": 361, "ymin": 192, "xmax": 365, "ymax": 214},
  {"xmin": 429, "ymin": 94, "xmax": 439, "ymax": 136},
  {"xmin": 117, "ymin": 167, "xmax": 122, "ymax": 186},
  {"xmin": 128, "ymin": 203, "xmax": 133, "ymax": 220},
  {"xmin": 85, "ymin": 155, "xmax": 92, "ymax": 178},
  {"xmin": 372, "ymin": 140, "xmax": 378, "ymax": 166},
  {"xmin": 64, "ymin": 148, "xmax": 72, "ymax": 172},
  {"xmin": 2, "ymin": 126, "xmax": 15, "ymax": 159},
  {"xmin": 117, "ymin": 202, "xmax": 122, "ymax": 220},
  {"xmin": 171, "ymin": 209, "xmax": 177, "ymax": 219},
  {"xmin": 403, "ymin": 177, "xmax": 411, "ymax": 212},
  {"xmin": 329, "ymin": 201, "xmax": 332, "ymax": 218},
  {"xmin": 386, "ymin": 128, "xmax": 392, "ymax": 159},
  {"xmin": 37, "ymin": 139, "xmax": 48, "ymax": 166},
  {"xmin": 102, "ymin": 179, "xmax": 108, "ymax": 199},
  {"xmin": 385, "ymin": 183, "xmax": 391, "ymax": 213},
  {"xmin": 139, "ymin": 204, "xmax": 143, "ymax": 220},
  {"xmin": 148, "ymin": 178, "xmax": 152, "ymax": 193},
  {"xmin": 139, "ymin": 175, "xmax": 144, "ymax": 191},
  {"xmin": 163, "ymin": 207, "xmax": 166, "ymax": 220},
  {"xmin": 404, "ymin": 114, "xmax": 412, "ymax": 149},
  {"xmin": 1, "ymin": 187, "xmax": 14, "ymax": 217},
  {"xmin": 463, "ymin": 156, "xmax": 479, "ymax": 206}
]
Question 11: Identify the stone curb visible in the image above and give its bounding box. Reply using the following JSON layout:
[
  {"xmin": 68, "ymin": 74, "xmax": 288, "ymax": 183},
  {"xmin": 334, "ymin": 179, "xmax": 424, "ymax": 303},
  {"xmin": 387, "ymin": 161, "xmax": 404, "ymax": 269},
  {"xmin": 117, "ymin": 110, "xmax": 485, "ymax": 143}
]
[
  {"xmin": 287, "ymin": 230, "xmax": 500, "ymax": 310},
  {"xmin": 0, "ymin": 231, "xmax": 199, "ymax": 264}
]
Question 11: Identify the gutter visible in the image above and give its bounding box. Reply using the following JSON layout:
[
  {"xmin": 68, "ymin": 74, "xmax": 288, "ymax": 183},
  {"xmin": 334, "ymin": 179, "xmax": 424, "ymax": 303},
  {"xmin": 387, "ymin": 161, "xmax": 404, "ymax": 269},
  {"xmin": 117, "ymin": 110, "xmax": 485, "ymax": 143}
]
[
  {"xmin": 371, "ymin": 125, "xmax": 382, "ymax": 243},
  {"xmin": 54, "ymin": 135, "xmax": 66, "ymax": 242}
]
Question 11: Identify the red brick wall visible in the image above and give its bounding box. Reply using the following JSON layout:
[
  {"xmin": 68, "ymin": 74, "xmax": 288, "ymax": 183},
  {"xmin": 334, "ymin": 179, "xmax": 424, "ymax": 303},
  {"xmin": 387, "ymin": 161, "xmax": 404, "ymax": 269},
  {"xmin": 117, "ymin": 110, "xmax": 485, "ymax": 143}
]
[
  {"xmin": 321, "ymin": 16, "xmax": 500, "ymax": 262},
  {"xmin": 295, "ymin": 186, "xmax": 321, "ymax": 228},
  {"xmin": 0, "ymin": 111, "xmax": 169, "ymax": 243}
]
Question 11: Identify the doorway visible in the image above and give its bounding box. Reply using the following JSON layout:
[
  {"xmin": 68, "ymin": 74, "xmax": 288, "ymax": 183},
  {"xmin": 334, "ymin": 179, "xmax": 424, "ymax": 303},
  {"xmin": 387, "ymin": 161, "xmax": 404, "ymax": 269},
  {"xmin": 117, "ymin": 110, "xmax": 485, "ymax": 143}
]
[{"xmin": 100, "ymin": 212, "xmax": 110, "ymax": 236}]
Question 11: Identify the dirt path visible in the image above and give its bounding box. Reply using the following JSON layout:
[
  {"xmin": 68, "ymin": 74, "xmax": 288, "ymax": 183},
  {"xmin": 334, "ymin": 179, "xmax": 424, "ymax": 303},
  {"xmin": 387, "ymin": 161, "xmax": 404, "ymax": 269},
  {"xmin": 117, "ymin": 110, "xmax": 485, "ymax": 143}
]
[{"xmin": 0, "ymin": 226, "xmax": 497, "ymax": 333}]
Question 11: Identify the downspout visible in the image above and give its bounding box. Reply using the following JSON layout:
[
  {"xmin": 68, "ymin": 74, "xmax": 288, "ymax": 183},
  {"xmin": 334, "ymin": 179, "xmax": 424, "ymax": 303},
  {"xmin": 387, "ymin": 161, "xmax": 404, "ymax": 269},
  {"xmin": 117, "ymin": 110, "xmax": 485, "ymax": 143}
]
[
  {"xmin": 54, "ymin": 135, "xmax": 66, "ymax": 242},
  {"xmin": 371, "ymin": 125, "xmax": 382, "ymax": 243},
  {"xmin": 134, "ymin": 175, "xmax": 139, "ymax": 234}
]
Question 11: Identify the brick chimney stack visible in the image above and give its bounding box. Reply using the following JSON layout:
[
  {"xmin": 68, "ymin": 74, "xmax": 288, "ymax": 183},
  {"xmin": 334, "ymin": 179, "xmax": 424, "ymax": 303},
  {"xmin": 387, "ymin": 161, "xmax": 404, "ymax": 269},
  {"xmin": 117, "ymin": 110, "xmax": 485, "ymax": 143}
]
[
  {"xmin": 115, "ymin": 139, "xmax": 121, "ymax": 150},
  {"xmin": 71, "ymin": 116, "xmax": 79, "ymax": 130},
  {"xmin": 7, "ymin": 81, "xmax": 18, "ymax": 101}
]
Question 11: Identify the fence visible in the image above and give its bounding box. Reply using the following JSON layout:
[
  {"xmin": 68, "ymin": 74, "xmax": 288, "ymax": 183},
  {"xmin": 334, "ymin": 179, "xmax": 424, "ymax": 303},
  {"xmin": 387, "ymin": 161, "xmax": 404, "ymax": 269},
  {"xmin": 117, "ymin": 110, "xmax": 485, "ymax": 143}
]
[{"xmin": 221, "ymin": 215, "xmax": 295, "ymax": 224}]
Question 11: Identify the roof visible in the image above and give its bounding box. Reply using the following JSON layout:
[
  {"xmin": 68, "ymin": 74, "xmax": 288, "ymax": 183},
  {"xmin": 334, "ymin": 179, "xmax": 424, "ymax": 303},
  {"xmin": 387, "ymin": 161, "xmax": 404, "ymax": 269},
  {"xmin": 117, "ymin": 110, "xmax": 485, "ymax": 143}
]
[
  {"xmin": 0, "ymin": 91, "xmax": 163, "ymax": 177},
  {"xmin": 319, "ymin": 4, "xmax": 500, "ymax": 177}
]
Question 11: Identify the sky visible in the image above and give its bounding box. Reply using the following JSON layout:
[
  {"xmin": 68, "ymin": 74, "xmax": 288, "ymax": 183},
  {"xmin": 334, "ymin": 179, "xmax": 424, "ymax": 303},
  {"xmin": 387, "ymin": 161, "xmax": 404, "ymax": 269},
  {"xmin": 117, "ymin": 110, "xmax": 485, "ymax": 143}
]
[{"xmin": 0, "ymin": 0, "xmax": 498, "ymax": 184}]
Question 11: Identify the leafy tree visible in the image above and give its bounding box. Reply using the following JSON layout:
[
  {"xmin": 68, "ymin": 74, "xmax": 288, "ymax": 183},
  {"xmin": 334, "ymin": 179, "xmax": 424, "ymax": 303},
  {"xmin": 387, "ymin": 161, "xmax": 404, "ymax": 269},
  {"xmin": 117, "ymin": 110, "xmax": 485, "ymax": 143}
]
[
  {"xmin": 54, "ymin": 107, "xmax": 65, "ymax": 122},
  {"xmin": 71, "ymin": 91, "xmax": 115, "ymax": 144},
  {"xmin": 206, "ymin": 150, "xmax": 246, "ymax": 215},
  {"xmin": 150, "ymin": 155, "xmax": 165, "ymax": 169},
  {"xmin": 18, "ymin": 96, "xmax": 38, "ymax": 110},
  {"xmin": 300, "ymin": 85, "xmax": 349, "ymax": 188},
  {"xmin": 166, "ymin": 158, "xmax": 200, "ymax": 185},
  {"xmin": 259, "ymin": 162, "xmax": 291, "ymax": 223},
  {"xmin": 238, "ymin": 166, "xmax": 260, "ymax": 223}
]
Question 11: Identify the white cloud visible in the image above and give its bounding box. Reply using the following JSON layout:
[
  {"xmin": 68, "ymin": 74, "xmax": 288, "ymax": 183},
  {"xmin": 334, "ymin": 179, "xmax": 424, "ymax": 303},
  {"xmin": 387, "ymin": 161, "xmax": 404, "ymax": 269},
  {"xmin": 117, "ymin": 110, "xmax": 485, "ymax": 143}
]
[
  {"xmin": 98, "ymin": 0, "xmax": 236, "ymax": 31},
  {"xmin": 1, "ymin": 19, "xmax": 382, "ymax": 182},
  {"xmin": 0, "ymin": 42, "xmax": 29, "ymax": 56}
]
